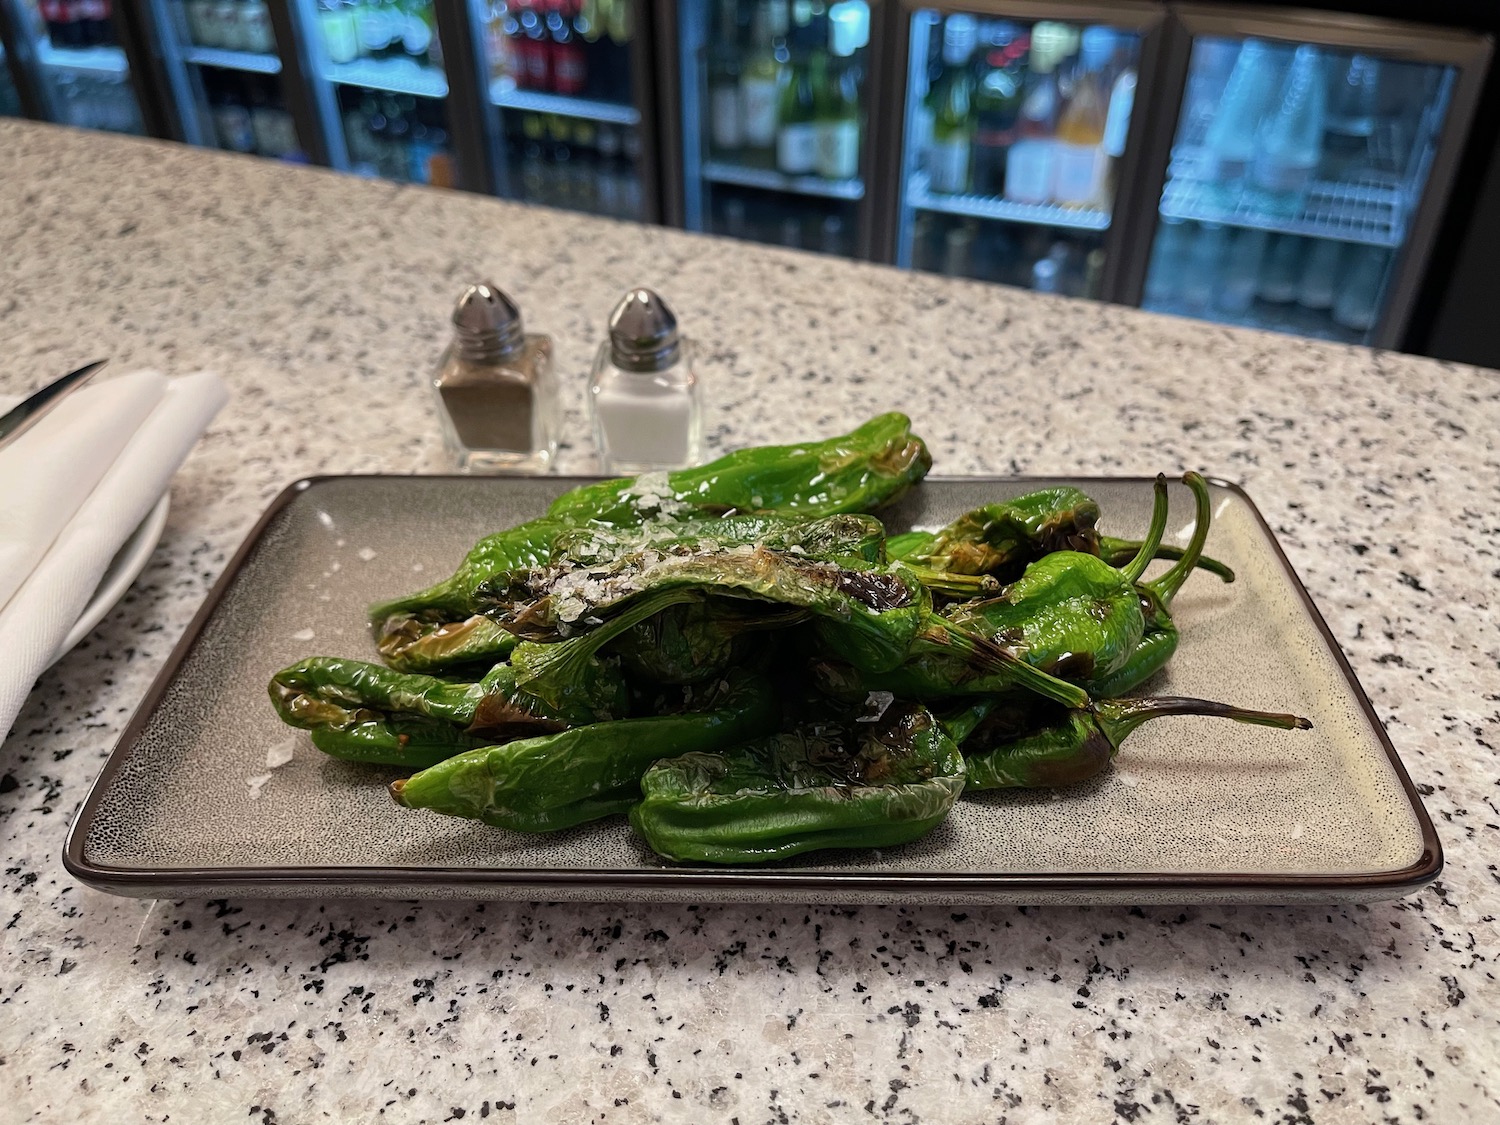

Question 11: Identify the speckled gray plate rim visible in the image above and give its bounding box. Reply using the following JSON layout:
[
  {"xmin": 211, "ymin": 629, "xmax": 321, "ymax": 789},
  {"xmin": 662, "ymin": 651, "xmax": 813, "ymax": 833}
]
[{"xmin": 63, "ymin": 475, "xmax": 1441, "ymax": 905}]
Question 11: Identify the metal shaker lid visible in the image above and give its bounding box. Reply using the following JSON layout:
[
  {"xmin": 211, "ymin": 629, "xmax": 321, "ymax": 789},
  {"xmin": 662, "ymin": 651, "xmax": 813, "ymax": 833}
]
[
  {"xmin": 608, "ymin": 288, "xmax": 681, "ymax": 373},
  {"xmin": 452, "ymin": 282, "xmax": 524, "ymax": 361}
]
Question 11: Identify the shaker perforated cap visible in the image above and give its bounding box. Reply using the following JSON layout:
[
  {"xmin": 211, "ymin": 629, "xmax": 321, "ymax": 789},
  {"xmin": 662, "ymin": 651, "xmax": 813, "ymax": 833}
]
[
  {"xmin": 608, "ymin": 288, "xmax": 681, "ymax": 373},
  {"xmin": 452, "ymin": 282, "xmax": 524, "ymax": 361}
]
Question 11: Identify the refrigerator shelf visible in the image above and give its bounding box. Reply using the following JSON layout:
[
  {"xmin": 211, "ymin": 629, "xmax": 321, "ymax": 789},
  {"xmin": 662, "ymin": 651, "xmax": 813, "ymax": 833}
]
[
  {"xmin": 488, "ymin": 79, "xmax": 639, "ymax": 125},
  {"xmin": 35, "ymin": 42, "xmax": 128, "ymax": 77},
  {"xmin": 323, "ymin": 57, "xmax": 447, "ymax": 99},
  {"xmin": 181, "ymin": 46, "xmax": 282, "ymax": 75},
  {"xmin": 701, "ymin": 160, "xmax": 864, "ymax": 200},
  {"xmin": 1161, "ymin": 149, "xmax": 1406, "ymax": 248},
  {"xmin": 907, "ymin": 173, "xmax": 1112, "ymax": 232}
]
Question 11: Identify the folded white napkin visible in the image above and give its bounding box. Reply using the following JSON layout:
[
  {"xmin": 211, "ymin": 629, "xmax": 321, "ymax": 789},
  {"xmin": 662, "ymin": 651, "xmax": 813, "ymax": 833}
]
[{"xmin": 0, "ymin": 370, "xmax": 228, "ymax": 745}]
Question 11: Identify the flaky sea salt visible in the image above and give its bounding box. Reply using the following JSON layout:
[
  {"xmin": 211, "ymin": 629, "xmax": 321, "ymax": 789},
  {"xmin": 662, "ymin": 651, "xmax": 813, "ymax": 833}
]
[
  {"xmin": 266, "ymin": 737, "xmax": 297, "ymax": 769},
  {"xmin": 292, "ymin": 628, "xmax": 315, "ymax": 641},
  {"xmin": 856, "ymin": 691, "xmax": 894, "ymax": 723},
  {"xmin": 357, "ymin": 547, "xmax": 377, "ymax": 561},
  {"xmin": 245, "ymin": 774, "xmax": 272, "ymax": 799}
]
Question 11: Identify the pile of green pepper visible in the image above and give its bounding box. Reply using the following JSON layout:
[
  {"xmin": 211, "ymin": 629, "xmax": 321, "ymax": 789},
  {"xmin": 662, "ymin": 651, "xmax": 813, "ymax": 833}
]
[{"xmin": 270, "ymin": 413, "xmax": 1310, "ymax": 865}]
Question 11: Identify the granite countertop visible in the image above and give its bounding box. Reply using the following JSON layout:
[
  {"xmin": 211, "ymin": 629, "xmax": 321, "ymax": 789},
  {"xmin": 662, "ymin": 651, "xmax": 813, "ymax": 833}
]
[{"xmin": 2, "ymin": 119, "xmax": 1498, "ymax": 1123}]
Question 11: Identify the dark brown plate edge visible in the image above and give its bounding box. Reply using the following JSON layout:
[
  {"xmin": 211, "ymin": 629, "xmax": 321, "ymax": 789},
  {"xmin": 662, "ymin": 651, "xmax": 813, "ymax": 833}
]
[{"xmin": 62, "ymin": 473, "xmax": 1442, "ymax": 901}]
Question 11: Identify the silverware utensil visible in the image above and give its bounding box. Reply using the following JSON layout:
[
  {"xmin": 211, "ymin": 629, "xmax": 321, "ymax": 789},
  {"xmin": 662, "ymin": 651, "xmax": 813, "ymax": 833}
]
[{"xmin": 0, "ymin": 359, "xmax": 108, "ymax": 451}]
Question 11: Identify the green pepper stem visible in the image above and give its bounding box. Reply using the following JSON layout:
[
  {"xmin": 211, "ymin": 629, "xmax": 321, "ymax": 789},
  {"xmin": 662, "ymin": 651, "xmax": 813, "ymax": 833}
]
[
  {"xmin": 904, "ymin": 565, "xmax": 1001, "ymax": 598},
  {"xmin": 927, "ymin": 622, "xmax": 1091, "ymax": 709},
  {"xmin": 1145, "ymin": 472, "xmax": 1211, "ymax": 610},
  {"xmin": 1093, "ymin": 695, "xmax": 1311, "ymax": 750},
  {"xmin": 1098, "ymin": 538, "xmax": 1235, "ymax": 583},
  {"xmin": 1118, "ymin": 474, "xmax": 1169, "ymax": 586}
]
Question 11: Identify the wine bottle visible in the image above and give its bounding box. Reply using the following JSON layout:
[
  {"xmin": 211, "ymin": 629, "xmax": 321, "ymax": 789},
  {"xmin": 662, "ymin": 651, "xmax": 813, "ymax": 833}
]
[
  {"xmin": 815, "ymin": 56, "xmax": 859, "ymax": 180},
  {"xmin": 740, "ymin": 0, "xmax": 784, "ymax": 152},
  {"xmin": 777, "ymin": 51, "xmax": 818, "ymax": 175},
  {"xmin": 927, "ymin": 62, "xmax": 973, "ymax": 195}
]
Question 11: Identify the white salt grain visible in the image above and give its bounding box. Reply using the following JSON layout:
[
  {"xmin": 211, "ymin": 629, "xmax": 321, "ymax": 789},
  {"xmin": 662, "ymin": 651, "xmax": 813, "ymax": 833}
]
[
  {"xmin": 856, "ymin": 690, "xmax": 894, "ymax": 723},
  {"xmin": 336, "ymin": 538, "xmax": 346, "ymax": 548},
  {"xmin": 357, "ymin": 547, "xmax": 377, "ymax": 561},
  {"xmin": 1116, "ymin": 772, "xmax": 1139, "ymax": 788},
  {"xmin": 1290, "ymin": 823, "xmax": 1306, "ymax": 840},
  {"xmin": 317, "ymin": 511, "xmax": 335, "ymax": 529},
  {"xmin": 266, "ymin": 737, "xmax": 297, "ymax": 769},
  {"xmin": 292, "ymin": 628, "xmax": 315, "ymax": 641},
  {"xmin": 245, "ymin": 774, "xmax": 272, "ymax": 799},
  {"xmin": 413, "ymin": 563, "xmax": 425, "ymax": 572}
]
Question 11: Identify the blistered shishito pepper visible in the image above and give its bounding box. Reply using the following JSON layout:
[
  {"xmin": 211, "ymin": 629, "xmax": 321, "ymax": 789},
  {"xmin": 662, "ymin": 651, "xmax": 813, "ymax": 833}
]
[
  {"xmin": 629, "ymin": 700, "xmax": 965, "ymax": 863},
  {"xmin": 268, "ymin": 651, "xmax": 629, "ymax": 768},
  {"xmin": 390, "ymin": 668, "xmax": 779, "ymax": 833},
  {"xmin": 370, "ymin": 435, "xmax": 918, "ymax": 678},
  {"xmin": 948, "ymin": 694, "xmax": 1310, "ymax": 791},
  {"xmin": 887, "ymin": 484, "xmax": 1233, "ymax": 585},
  {"xmin": 1084, "ymin": 472, "xmax": 1215, "ymax": 698},
  {"xmin": 546, "ymin": 412, "xmax": 931, "ymax": 528},
  {"xmin": 495, "ymin": 543, "xmax": 1090, "ymax": 715}
]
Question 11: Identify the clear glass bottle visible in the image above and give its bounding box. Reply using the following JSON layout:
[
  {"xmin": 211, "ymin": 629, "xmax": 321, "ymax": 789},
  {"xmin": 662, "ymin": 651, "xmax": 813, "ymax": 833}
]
[
  {"xmin": 588, "ymin": 288, "xmax": 702, "ymax": 473},
  {"xmin": 433, "ymin": 282, "xmax": 557, "ymax": 472}
]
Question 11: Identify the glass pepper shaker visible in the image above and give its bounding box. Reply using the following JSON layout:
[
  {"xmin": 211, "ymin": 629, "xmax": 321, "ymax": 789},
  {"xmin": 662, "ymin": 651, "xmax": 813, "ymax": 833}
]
[
  {"xmin": 433, "ymin": 282, "xmax": 557, "ymax": 473},
  {"xmin": 588, "ymin": 287, "xmax": 702, "ymax": 473}
]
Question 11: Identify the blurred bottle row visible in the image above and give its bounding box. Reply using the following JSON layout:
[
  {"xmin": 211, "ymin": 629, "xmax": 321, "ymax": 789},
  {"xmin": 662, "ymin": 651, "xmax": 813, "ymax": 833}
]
[
  {"xmin": 315, "ymin": 0, "xmax": 441, "ymax": 68},
  {"xmin": 914, "ymin": 16, "xmax": 1137, "ymax": 209},
  {"xmin": 340, "ymin": 88, "xmax": 453, "ymax": 184},
  {"xmin": 179, "ymin": 0, "xmax": 275, "ymax": 54},
  {"xmin": 200, "ymin": 68, "xmax": 301, "ymax": 158},
  {"xmin": 1145, "ymin": 220, "xmax": 1388, "ymax": 335},
  {"xmin": 707, "ymin": 188, "xmax": 853, "ymax": 255},
  {"xmin": 37, "ymin": 0, "xmax": 115, "ymax": 48},
  {"xmin": 481, "ymin": 0, "xmax": 634, "ymax": 103},
  {"xmin": 505, "ymin": 111, "xmax": 643, "ymax": 218},
  {"xmin": 704, "ymin": 0, "xmax": 869, "ymax": 181},
  {"xmin": 911, "ymin": 212, "xmax": 1104, "ymax": 295},
  {"xmin": 1180, "ymin": 38, "xmax": 1445, "ymax": 216}
]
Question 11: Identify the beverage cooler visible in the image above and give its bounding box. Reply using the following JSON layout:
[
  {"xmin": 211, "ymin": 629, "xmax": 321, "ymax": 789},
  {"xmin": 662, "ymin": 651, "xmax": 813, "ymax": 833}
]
[
  {"xmin": 291, "ymin": 0, "xmax": 462, "ymax": 185},
  {"xmin": 660, "ymin": 0, "xmax": 882, "ymax": 257},
  {"xmin": 1, "ymin": 44, "xmax": 24, "ymax": 113},
  {"xmin": 141, "ymin": 0, "xmax": 311, "ymax": 160},
  {"xmin": 0, "ymin": 0, "xmax": 148, "ymax": 132},
  {"xmin": 470, "ymin": 0, "xmax": 658, "ymax": 221},
  {"xmin": 1127, "ymin": 6, "xmax": 1489, "ymax": 349},
  {"xmin": 882, "ymin": 1, "xmax": 1163, "ymax": 297}
]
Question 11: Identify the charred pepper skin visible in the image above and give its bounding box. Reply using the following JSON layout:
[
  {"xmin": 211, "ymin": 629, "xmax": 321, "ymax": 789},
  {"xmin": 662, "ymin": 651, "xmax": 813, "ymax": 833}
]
[
  {"xmin": 369, "ymin": 410, "xmax": 927, "ymax": 673},
  {"xmin": 888, "ymin": 483, "xmax": 1233, "ymax": 585},
  {"xmin": 955, "ymin": 695, "xmax": 1311, "ymax": 791},
  {"xmin": 629, "ymin": 700, "xmax": 966, "ymax": 864},
  {"xmin": 390, "ymin": 669, "xmax": 779, "ymax": 833},
  {"xmin": 268, "ymin": 652, "xmax": 629, "ymax": 767}
]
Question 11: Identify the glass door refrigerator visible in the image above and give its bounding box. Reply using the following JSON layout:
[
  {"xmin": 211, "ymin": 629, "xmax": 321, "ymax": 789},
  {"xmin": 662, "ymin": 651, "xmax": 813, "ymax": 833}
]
[
  {"xmin": 287, "ymin": 0, "xmax": 466, "ymax": 187},
  {"xmin": 1, "ymin": 43, "xmax": 26, "ymax": 113},
  {"xmin": 0, "ymin": 0, "xmax": 148, "ymax": 133},
  {"xmin": 466, "ymin": 0, "xmax": 658, "ymax": 221},
  {"xmin": 141, "ymin": 0, "xmax": 314, "ymax": 162},
  {"xmin": 881, "ymin": 0, "xmax": 1164, "ymax": 297},
  {"xmin": 1126, "ymin": 6, "xmax": 1489, "ymax": 349},
  {"xmin": 659, "ymin": 0, "xmax": 884, "ymax": 257}
]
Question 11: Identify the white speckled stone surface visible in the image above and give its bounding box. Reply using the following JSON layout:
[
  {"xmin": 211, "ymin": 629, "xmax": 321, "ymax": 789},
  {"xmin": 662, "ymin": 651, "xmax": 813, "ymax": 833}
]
[{"xmin": 2, "ymin": 119, "xmax": 1498, "ymax": 1123}]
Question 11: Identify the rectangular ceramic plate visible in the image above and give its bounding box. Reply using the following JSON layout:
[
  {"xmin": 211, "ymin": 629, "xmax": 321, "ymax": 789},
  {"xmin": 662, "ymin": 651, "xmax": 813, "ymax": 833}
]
[{"xmin": 65, "ymin": 476, "xmax": 1440, "ymax": 905}]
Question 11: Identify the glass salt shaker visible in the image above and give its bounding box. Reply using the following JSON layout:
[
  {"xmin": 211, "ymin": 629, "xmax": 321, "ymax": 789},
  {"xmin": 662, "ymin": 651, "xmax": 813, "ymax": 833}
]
[
  {"xmin": 433, "ymin": 281, "xmax": 557, "ymax": 473},
  {"xmin": 588, "ymin": 288, "xmax": 702, "ymax": 473}
]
